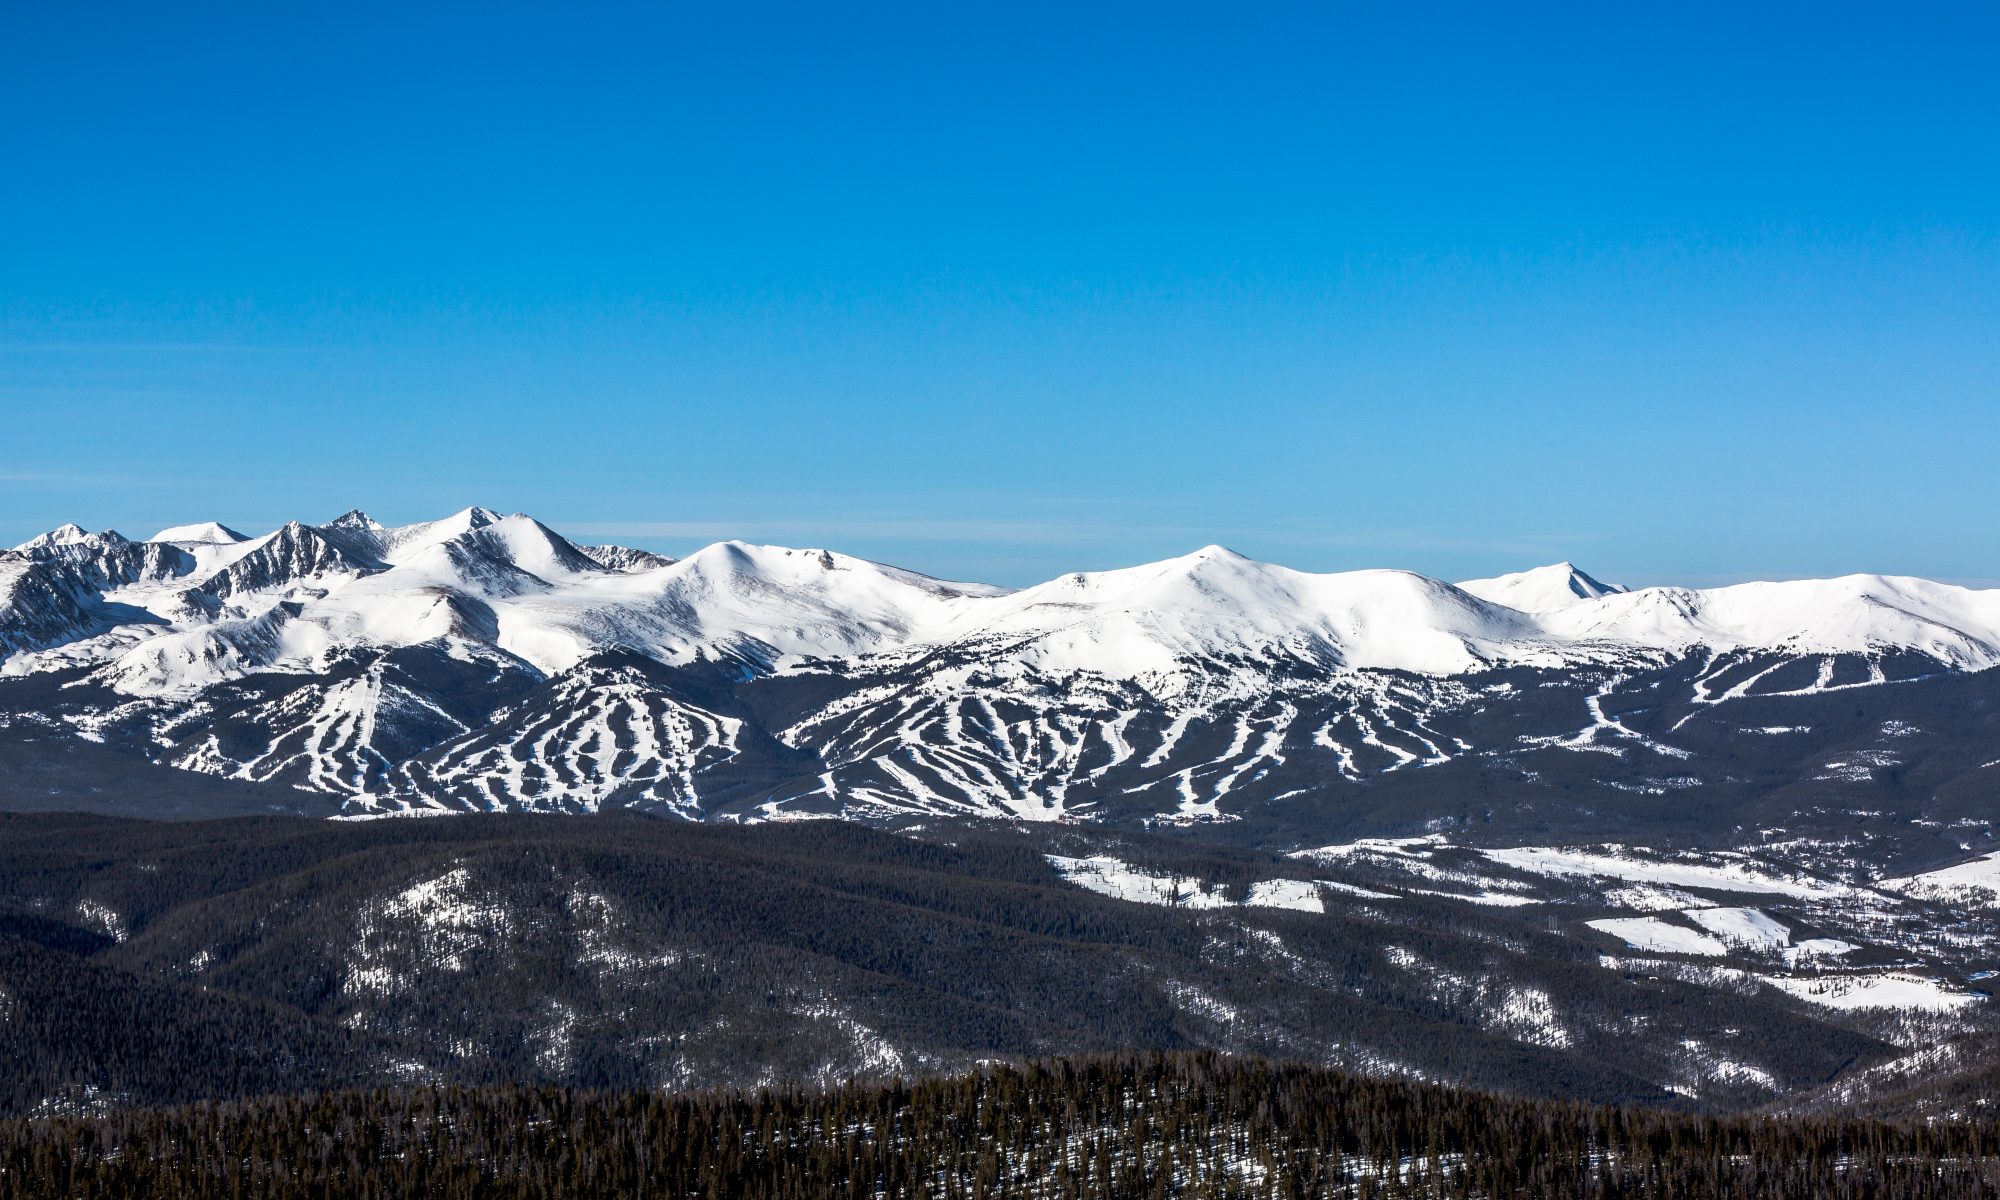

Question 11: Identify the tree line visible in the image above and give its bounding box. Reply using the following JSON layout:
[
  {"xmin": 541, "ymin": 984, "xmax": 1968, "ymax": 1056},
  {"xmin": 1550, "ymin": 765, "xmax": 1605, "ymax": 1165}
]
[{"xmin": 3, "ymin": 1051, "xmax": 1998, "ymax": 1199}]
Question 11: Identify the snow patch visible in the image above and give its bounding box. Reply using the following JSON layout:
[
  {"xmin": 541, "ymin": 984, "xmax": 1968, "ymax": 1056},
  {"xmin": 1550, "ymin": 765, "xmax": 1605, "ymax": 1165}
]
[
  {"xmin": 1047, "ymin": 855, "xmax": 1331, "ymax": 913},
  {"xmin": 1762, "ymin": 972, "xmax": 1977, "ymax": 1012},
  {"xmin": 1588, "ymin": 916, "xmax": 1729, "ymax": 956}
]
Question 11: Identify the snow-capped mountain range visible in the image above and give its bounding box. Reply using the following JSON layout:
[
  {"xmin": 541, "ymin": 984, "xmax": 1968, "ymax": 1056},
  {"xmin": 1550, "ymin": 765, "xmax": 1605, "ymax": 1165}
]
[{"xmin": 4, "ymin": 507, "xmax": 2000, "ymax": 834}]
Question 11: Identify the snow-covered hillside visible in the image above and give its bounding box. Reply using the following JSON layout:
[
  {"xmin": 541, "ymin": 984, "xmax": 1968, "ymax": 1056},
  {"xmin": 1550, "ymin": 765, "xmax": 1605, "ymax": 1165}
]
[
  {"xmin": 10, "ymin": 509, "xmax": 2000, "ymax": 696},
  {"xmin": 1540, "ymin": 575, "xmax": 2000, "ymax": 669},
  {"xmin": 5, "ymin": 509, "xmax": 1003, "ymax": 696},
  {"xmin": 6, "ymin": 506, "xmax": 2000, "ymax": 824},
  {"xmin": 917, "ymin": 547, "xmax": 1561, "ymax": 684},
  {"xmin": 1457, "ymin": 562, "xmax": 1626, "ymax": 612}
]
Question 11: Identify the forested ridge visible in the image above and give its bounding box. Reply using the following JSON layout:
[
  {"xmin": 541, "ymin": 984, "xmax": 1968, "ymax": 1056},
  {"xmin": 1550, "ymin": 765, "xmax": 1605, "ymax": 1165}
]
[
  {"xmin": 4, "ymin": 814, "xmax": 1997, "ymax": 1196},
  {"xmin": 3, "ymin": 1052, "xmax": 1997, "ymax": 1199},
  {"xmin": 0, "ymin": 812, "xmax": 1917, "ymax": 1115}
]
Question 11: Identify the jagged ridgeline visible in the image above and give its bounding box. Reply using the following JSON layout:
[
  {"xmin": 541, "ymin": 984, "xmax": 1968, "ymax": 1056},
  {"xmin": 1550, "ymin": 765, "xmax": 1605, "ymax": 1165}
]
[
  {"xmin": 7, "ymin": 508, "xmax": 2000, "ymax": 841},
  {"xmin": 4, "ymin": 1053, "xmax": 1998, "ymax": 1200}
]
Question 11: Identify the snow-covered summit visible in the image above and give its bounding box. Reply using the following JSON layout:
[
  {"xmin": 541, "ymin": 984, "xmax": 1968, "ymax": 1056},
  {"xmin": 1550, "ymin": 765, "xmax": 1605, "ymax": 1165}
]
[
  {"xmin": 13, "ymin": 523, "xmax": 124, "ymax": 553},
  {"xmin": 921, "ymin": 546, "xmax": 1551, "ymax": 682},
  {"xmin": 580, "ymin": 544, "xmax": 676, "ymax": 573},
  {"xmin": 329, "ymin": 506, "xmax": 505, "ymax": 565},
  {"xmin": 1541, "ymin": 574, "xmax": 2000, "ymax": 669},
  {"xmin": 150, "ymin": 521, "xmax": 248, "ymax": 546},
  {"xmin": 7, "ymin": 509, "xmax": 2000, "ymax": 704},
  {"xmin": 1456, "ymin": 562, "xmax": 1626, "ymax": 613},
  {"xmin": 14, "ymin": 507, "xmax": 2000, "ymax": 828}
]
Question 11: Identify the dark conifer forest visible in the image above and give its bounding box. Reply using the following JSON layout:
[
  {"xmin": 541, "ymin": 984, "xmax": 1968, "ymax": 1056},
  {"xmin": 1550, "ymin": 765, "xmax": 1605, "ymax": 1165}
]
[
  {"xmin": 2, "ymin": 811, "xmax": 1997, "ymax": 1195},
  {"xmin": 4, "ymin": 1052, "xmax": 1998, "ymax": 1199}
]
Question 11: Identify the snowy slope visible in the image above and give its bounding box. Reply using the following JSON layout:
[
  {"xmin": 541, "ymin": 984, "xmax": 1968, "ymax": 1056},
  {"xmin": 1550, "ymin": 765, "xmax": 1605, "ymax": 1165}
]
[
  {"xmin": 0, "ymin": 553, "xmax": 98, "ymax": 655},
  {"xmin": 12, "ymin": 514, "xmax": 2000, "ymax": 694},
  {"xmin": 351, "ymin": 534, "xmax": 1003, "ymax": 678},
  {"xmin": 13, "ymin": 525, "xmax": 92, "ymax": 552},
  {"xmin": 1540, "ymin": 576, "xmax": 2000, "ymax": 669},
  {"xmin": 913, "ymin": 546, "xmax": 1565, "ymax": 686},
  {"xmin": 9, "ymin": 507, "xmax": 2000, "ymax": 823},
  {"xmin": 152, "ymin": 521, "xmax": 247, "ymax": 545},
  {"xmin": 85, "ymin": 515, "xmax": 1004, "ymax": 696},
  {"xmin": 925, "ymin": 557, "xmax": 2000, "ymax": 686},
  {"xmin": 1878, "ymin": 851, "xmax": 2000, "ymax": 908},
  {"xmin": 1456, "ymin": 562, "xmax": 1626, "ymax": 612},
  {"xmin": 578, "ymin": 544, "xmax": 675, "ymax": 572}
]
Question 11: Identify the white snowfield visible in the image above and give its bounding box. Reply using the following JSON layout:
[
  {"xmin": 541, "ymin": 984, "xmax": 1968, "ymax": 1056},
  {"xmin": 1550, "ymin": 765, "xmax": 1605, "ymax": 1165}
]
[
  {"xmin": 1045, "ymin": 855, "xmax": 1332, "ymax": 913},
  {"xmin": 150, "ymin": 521, "xmax": 248, "ymax": 546},
  {"xmin": 1587, "ymin": 916, "xmax": 1729, "ymax": 957},
  {"xmin": 9, "ymin": 507, "xmax": 2000, "ymax": 700},
  {"xmin": 1537, "ymin": 575, "xmax": 2000, "ymax": 671},
  {"xmin": 1878, "ymin": 850, "xmax": 2000, "ymax": 908},
  {"xmin": 1289, "ymin": 838, "xmax": 1982, "ymax": 1012},
  {"xmin": 1478, "ymin": 845, "xmax": 1857, "ymax": 901},
  {"xmin": 1761, "ymin": 972, "xmax": 1978, "ymax": 1013},
  {"xmin": 1684, "ymin": 906, "xmax": 1790, "ymax": 952},
  {"xmin": 1455, "ymin": 562, "xmax": 1625, "ymax": 613},
  {"xmin": 1586, "ymin": 906, "xmax": 1856, "ymax": 965},
  {"xmin": 1054, "ymin": 843, "xmax": 1968, "ymax": 1017}
]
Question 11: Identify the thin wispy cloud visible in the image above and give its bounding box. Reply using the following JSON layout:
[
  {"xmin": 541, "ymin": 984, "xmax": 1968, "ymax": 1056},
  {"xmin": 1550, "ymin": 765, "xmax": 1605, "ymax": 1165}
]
[
  {"xmin": 0, "ymin": 341, "xmax": 311, "ymax": 354},
  {"xmin": 559, "ymin": 518, "xmax": 1186, "ymax": 546},
  {"xmin": 558, "ymin": 516, "xmax": 1603, "ymax": 560},
  {"xmin": 0, "ymin": 468, "xmax": 159, "ymax": 487},
  {"xmin": 0, "ymin": 385, "xmax": 205, "ymax": 401}
]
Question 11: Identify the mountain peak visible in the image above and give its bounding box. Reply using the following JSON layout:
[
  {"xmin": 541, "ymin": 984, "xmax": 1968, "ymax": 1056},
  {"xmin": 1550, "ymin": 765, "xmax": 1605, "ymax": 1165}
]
[
  {"xmin": 327, "ymin": 509, "xmax": 382, "ymax": 531},
  {"xmin": 12, "ymin": 523, "xmax": 90, "ymax": 552},
  {"xmin": 12, "ymin": 523, "xmax": 130, "ymax": 553},
  {"xmin": 1456, "ymin": 562, "xmax": 1626, "ymax": 613},
  {"xmin": 1128, "ymin": 545, "xmax": 1257, "ymax": 582},
  {"xmin": 151, "ymin": 521, "xmax": 248, "ymax": 545},
  {"xmin": 579, "ymin": 544, "xmax": 677, "ymax": 573}
]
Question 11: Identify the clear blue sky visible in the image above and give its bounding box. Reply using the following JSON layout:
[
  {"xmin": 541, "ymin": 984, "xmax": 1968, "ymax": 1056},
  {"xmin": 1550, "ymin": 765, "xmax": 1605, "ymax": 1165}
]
[{"xmin": 3, "ymin": 2, "xmax": 1996, "ymax": 587}]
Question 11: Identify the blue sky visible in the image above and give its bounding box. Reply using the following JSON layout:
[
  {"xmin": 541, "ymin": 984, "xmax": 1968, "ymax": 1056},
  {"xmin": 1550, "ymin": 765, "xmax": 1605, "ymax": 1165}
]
[{"xmin": 3, "ymin": 2, "xmax": 1996, "ymax": 587}]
